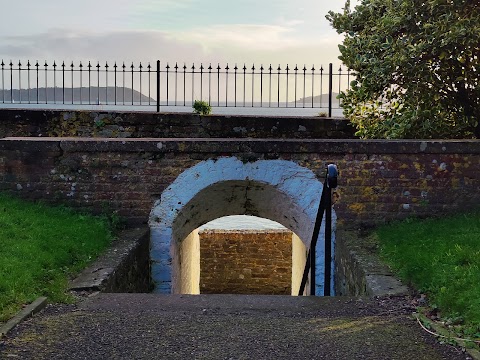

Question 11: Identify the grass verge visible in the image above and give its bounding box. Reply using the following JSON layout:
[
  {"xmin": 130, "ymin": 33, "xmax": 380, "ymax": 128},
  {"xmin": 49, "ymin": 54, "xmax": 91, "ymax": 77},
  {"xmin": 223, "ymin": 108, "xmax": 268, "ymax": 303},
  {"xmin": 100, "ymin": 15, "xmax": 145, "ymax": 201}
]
[
  {"xmin": 377, "ymin": 211, "xmax": 480, "ymax": 342},
  {"xmin": 0, "ymin": 193, "xmax": 114, "ymax": 323}
]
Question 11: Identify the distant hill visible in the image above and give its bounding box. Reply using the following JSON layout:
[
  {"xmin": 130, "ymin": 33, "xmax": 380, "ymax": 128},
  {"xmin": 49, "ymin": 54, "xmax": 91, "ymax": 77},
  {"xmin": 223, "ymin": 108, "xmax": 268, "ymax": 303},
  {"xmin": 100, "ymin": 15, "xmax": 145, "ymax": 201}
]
[
  {"xmin": 0, "ymin": 87, "xmax": 155, "ymax": 103},
  {"xmin": 291, "ymin": 93, "xmax": 341, "ymax": 105}
]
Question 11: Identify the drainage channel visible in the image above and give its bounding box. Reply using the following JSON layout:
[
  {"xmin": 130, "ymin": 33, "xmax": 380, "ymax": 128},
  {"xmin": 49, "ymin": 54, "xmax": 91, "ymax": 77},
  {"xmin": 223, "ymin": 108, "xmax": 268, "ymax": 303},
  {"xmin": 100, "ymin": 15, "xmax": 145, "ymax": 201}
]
[{"xmin": 69, "ymin": 227, "xmax": 407, "ymax": 297}]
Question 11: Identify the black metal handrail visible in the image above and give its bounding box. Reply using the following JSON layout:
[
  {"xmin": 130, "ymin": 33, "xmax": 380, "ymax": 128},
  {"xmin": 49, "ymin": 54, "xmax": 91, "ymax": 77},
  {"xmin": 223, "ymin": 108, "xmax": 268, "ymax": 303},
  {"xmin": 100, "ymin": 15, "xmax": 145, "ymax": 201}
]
[
  {"xmin": 0, "ymin": 60, "xmax": 354, "ymax": 115},
  {"xmin": 299, "ymin": 164, "xmax": 338, "ymax": 296}
]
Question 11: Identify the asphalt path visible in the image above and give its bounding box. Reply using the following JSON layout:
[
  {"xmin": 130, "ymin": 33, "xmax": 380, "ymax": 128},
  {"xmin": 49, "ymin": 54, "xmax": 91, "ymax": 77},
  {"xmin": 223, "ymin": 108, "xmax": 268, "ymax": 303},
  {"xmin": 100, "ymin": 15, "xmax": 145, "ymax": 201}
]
[{"xmin": 0, "ymin": 294, "xmax": 471, "ymax": 360}]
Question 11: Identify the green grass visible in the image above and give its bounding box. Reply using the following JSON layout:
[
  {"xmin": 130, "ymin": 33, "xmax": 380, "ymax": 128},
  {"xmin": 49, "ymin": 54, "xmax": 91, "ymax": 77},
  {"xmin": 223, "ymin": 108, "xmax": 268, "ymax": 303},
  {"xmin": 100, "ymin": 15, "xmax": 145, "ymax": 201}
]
[
  {"xmin": 377, "ymin": 211, "xmax": 480, "ymax": 338},
  {"xmin": 0, "ymin": 193, "xmax": 114, "ymax": 322}
]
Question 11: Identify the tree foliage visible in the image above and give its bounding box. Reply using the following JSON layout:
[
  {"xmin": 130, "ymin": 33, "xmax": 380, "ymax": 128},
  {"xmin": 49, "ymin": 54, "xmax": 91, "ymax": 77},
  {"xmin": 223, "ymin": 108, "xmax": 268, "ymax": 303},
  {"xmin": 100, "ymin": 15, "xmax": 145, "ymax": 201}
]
[{"xmin": 327, "ymin": 0, "xmax": 480, "ymax": 139}]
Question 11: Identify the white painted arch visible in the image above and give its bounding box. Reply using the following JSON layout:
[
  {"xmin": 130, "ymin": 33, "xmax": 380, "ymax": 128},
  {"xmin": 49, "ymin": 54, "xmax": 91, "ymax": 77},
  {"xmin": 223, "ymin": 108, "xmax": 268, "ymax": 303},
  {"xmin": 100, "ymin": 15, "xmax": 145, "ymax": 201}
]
[{"xmin": 149, "ymin": 157, "xmax": 335, "ymax": 295}]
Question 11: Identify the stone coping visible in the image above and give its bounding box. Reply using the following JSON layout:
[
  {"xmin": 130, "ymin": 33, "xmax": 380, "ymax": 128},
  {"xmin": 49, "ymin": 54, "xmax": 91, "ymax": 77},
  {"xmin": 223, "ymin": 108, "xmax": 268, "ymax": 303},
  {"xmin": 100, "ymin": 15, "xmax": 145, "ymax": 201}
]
[{"xmin": 2, "ymin": 137, "xmax": 480, "ymax": 154}]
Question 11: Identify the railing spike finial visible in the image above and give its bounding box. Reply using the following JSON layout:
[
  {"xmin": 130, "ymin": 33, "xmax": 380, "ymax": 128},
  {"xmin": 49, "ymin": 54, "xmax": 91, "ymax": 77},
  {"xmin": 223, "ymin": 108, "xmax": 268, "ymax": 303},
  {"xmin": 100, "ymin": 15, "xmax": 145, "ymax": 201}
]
[
  {"xmin": 114, "ymin": 62, "xmax": 117, "ymax": 69},
  {"xmin": 88, "ymin": 61, "xmax": 92, "ymax": 69},
  {"xmin": 234, "ymin": 64, "xmax": 238, "ymax": 71},
  {"xmin": 105, "ymin": 61, "xmax": 109, "ymax": 69},
  {"xmin": 225, "ymin": 63, "xmax": 229, "ymax": 71},
  {"xmin": 217, "ymin": 63, "xmax": 221, "ymax": 70},
  {"xmin": 18, "ymin": 60, "xmax": 21, "ymax": 67},
  {"xmin": 1, "ymin": 60, "xmax": 4, "ymax": 67}
]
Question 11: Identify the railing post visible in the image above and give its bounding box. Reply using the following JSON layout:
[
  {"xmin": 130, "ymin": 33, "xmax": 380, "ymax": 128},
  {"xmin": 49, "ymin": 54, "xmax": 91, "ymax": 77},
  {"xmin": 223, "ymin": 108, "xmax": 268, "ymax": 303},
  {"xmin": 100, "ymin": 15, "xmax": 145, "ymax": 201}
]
[
  {"xmin": 324, "ymin": 164, "xmax": 337, "ymax": 296},
  {"xmin": 156, "ymin": 60, "xmax": 160, "ymax": 112},
  {"xmin": 328, "ymin": 63, "xmax": 333, "ymax": 117}
]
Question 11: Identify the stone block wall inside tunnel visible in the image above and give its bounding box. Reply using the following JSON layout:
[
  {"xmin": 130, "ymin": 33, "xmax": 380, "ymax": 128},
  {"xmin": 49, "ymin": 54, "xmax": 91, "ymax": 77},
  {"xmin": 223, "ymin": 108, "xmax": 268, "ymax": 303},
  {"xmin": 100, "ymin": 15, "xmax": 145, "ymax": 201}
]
[{"xmin": 178, "ymin": 227, "xmax": 307, "ymax": 295}]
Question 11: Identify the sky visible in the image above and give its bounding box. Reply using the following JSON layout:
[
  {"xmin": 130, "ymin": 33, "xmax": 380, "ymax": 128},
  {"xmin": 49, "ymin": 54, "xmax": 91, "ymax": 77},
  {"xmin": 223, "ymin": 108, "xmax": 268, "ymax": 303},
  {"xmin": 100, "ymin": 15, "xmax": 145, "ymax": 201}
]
[{"xmin": 0, "ymin": 0, "xmax": 357, "ymax": 68}]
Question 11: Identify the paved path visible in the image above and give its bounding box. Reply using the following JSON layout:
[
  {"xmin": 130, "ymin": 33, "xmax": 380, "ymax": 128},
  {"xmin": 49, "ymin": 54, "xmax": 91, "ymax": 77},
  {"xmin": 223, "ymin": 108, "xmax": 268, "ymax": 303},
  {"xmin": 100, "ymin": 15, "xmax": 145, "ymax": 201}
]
[{"xmin": 0, "ymin": 294, "xmax": 470, "ymax": 360}]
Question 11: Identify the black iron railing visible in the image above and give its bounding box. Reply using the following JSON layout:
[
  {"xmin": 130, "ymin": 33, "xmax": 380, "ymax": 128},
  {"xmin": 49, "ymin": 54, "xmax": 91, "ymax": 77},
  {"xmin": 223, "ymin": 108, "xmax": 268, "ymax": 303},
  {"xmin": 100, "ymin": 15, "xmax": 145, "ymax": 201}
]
[
  {"xmin": 299, "ymin": 164, "xmax": 338, "ymax": 296},
  {"xmin": 0, "ymin": 60, "xmax": 354, "ymax": 115}
]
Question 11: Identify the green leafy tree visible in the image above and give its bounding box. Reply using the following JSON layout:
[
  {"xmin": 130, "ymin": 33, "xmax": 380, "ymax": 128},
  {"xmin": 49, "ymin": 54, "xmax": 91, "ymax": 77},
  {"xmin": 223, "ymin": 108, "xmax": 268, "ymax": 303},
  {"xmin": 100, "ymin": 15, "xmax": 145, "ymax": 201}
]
[{"xmin": 327, "ymin": 0, "xmax": 480, "ymax": 139}]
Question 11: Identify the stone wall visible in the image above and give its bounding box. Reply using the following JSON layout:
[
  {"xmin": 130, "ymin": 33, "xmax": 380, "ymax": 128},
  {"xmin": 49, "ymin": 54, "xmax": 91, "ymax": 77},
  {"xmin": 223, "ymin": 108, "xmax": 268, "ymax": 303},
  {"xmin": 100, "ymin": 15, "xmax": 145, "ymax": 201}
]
[
  {"xmin": 199, "ymin": 229, "xmax": 292, "ymax": 295},
  {"xmin": 0, "ymin": 108, "xmax": 355, "ymax": 139}
]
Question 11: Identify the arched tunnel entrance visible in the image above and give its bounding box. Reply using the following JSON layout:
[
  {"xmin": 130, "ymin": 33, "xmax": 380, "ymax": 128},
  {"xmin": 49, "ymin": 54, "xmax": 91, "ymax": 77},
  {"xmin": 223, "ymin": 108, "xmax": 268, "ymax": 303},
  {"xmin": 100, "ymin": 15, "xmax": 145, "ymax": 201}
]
[{"xmin": 149, "ymin": 157, "xmax": 336, "ymax": 296}]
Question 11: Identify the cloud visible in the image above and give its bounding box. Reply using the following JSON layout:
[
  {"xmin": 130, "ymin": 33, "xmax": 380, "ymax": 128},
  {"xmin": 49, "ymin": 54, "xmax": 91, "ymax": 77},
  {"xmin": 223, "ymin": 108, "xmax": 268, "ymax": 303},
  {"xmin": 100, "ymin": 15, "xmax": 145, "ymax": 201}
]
[
  {"xmin": 0, "ymin": 29, "xmax": 208, "ymax": 64},
  {"xmin": 0, "ymin": 26, "xmax": 342, "ymax": 68}
]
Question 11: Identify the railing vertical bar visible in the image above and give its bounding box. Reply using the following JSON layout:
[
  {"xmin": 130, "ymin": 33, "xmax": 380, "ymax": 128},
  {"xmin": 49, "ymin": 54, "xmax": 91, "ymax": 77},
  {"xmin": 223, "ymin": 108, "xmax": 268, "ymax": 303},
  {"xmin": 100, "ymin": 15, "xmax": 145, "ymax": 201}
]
[
  {"xmin": 36, "ymin": 61, "xmax": 40, "ymax": 104},
  {"xmin": 1, "ymin": 60, "xmax": 4, "ymax": 103},
  {"xmin": 277, "ymin": 65, "xmax": 281, "ymax": 108},
  {"xmin": 328, "ymin": 63, "xmax": 333, "ymax": 117},
  {"xmin": 53, "ymin": 61, "xmax": 56, "ymax": 104},
  {"xmin": 131, "ymin": 62, "xmax": 134, "ymax": 106},
  {"xmin": 27, "ymin": 61, "xmax": 31, "ymax": 104},
  {"xmin": 338, "ymin": 66, "xmax": 342, "ymax": 109},
  {"xmin": 156, "ymin": 60, "xmax": 160, "ymax": 112},
  {"xmin": 122, "ymin": 62, "xmax": 126, "ymax": 105},
  {"xmin": 225, "ymin": 64, "xmax": 229, "ymax": 106},
  {"xmin": 88, "ymin": 61, "xmax": 91, "ymax": 104},
  {"xmin": 260, "ymin": 65, "xmax": 263, "ymax": 107},
  {"xmin": 243, "ymin": 64, "xmax": 246, "ymax": 107},
  {"xmin": 174, "ymin": 62, "xmax": 177, "ymax": 106},
  {"xmin": 18, "ymin": 61, "xmax": 21, "ymax": 103},
  {"xmin": 62, "ymin": 62, "xmax": 65, "ymax": 104},
  {"xmin": 105, "ymin": 62, "xmax": 109, "ymax": 105},
  {"xmin": 10, "ymin": 61, "xmax": 13, "ymax": 103},
  {"xmin": 147, "ymin": 63, "xmax": 151, "ymax": 106},
  {"xmin": 96, "ymin": 62, "xmax": 100, "ymax": 105},
  {"xmin": 324, "ymin": 179, "xmax": 332, "ymax": 296},
  {"xmin": 320, "ymin": 66, "xmax": 324, "ymax": 109},
  {"xmin": 234, "ymin": 64, "xmax": 237, "ymax": 107},
  {"xmin": 251, "ymin": 64, "xmax": 255, "ymax": 107},
  {"xmin": 268, "ymin": 65, "xmax": 272, "ymax": 108},
  {"xmin": 311, "ymin": 66, "xmax": 315, "ymax": 108},
  {"xmin": 138, "ymin": 62, "xmax": 142, "ymax": 106},
  {"xmin": 114, "ymin": 62, "xmax": 118, "ymax": 106},
  {"xmin": 217, "ymin": 63, "xmax": 220, "ymax": 107},
  {"xmin": 166, "ymin": 63, "xmax": 170, "ymax": 106},
  {"xmin": 183, "ymin": 64, "xmax": 186, "ymax": 106},
  {"xmin": 79, "ymin": 62, "xmax": 83, "ymax": 104},
  {"xmin": 44, "ymin": 61, "xmax": 48, "ymax": 104}
]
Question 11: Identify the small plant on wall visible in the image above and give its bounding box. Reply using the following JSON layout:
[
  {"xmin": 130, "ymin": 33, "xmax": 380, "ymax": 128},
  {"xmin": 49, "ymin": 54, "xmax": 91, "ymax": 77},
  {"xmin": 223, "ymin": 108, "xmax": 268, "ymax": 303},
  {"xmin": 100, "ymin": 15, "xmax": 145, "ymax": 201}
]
[{"xmin": 192, "ymin": 100, "xmax": 212, "ymax": 115}]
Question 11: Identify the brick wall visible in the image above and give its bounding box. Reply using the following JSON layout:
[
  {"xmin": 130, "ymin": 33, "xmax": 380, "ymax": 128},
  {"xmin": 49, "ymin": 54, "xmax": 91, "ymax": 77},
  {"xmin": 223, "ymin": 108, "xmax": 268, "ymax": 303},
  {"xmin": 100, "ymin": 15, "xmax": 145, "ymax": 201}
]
[
  {"xmin": 1, "ymin": 139, "xmax": 478, "ymax": 229},
  {"xmin": 199, "ymin": 230, "xmax": 292, "ymax": 295}
]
